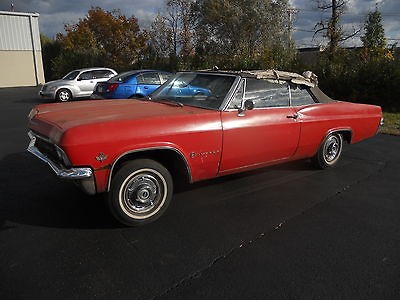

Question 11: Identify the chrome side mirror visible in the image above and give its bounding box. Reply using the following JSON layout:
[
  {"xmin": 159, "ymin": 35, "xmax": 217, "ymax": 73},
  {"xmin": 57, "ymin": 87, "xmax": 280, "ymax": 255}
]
[{"xmin": 238, "ymin": 100, "xmax": 254, "ymax": 117}]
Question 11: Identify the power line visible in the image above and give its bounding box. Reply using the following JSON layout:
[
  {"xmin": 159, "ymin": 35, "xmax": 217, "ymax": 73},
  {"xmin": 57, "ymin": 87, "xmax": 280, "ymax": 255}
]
[
  {"xmin": 293, "ymin": 28, "xmax": 315, "ymax": 33},
  {"xmin": 295, "ymin": 8, "xmax": 400, "ymax": 17}
]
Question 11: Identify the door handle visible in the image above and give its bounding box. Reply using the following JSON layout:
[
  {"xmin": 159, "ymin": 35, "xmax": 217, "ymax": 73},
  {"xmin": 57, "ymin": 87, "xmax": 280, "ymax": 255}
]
[{"xmin": 286, "ymin": 114, "xmax": 298, "ymax": 119}]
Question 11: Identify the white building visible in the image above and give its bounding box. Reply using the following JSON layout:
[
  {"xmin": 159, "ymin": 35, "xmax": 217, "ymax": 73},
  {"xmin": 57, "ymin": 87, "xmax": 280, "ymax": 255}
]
[{"xmin": 0, "ymin": 11, "xmax": 45, "ymax": 87}]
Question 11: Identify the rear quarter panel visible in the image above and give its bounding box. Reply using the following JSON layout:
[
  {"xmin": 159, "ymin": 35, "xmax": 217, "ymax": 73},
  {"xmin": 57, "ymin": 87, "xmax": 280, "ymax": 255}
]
[
  {"xmin": 119, "ymin": 77, "xmax": 138, "ymax": 98},
  {"xmin": 294, "ymin": 101, "xmax": 382, "ymax": 158}
]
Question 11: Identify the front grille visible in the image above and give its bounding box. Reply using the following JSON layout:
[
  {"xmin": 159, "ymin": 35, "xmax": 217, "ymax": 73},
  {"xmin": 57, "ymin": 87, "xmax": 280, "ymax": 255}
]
[
  {"xmin": 34, "ymin": 135, "xmax": 61, "ymax": 164},
  {"xmin": 36, "ymin": 138, "xmax": 58, "ymax": 162}
]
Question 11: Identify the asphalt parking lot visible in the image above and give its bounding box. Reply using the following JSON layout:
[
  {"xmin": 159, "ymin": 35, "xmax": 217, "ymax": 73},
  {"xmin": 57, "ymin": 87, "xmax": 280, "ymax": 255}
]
[{"xmin": 0, "ymin": 87, "xmax": 399, "ymax": 299}]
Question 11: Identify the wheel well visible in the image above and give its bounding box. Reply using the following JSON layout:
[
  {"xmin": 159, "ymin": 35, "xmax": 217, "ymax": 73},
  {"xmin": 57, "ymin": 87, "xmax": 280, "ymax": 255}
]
[
  {"xmin": 336, "ymin": 130, "xmax": 352, "ymax": 144},
  {"xmin": 129, "ymin": 94, "xmax": 145, "ymax": 99},
  {"xmin": 57, "ymin": 88, "xmax": 71, "ymax": 94},
  {"xmin": 109, "ymin": 149, "xmax": 191, "ymax": 191}
]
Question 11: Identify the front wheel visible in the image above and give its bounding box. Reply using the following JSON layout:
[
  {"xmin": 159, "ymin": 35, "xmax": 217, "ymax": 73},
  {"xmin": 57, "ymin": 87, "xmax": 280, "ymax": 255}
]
[
  {"xmin": 56, "ymin": 88, "xmax": 72, "ymax": 102},
  {"xmin": 313, "ymin": 133, "xmax": 343, "ymax": 169},
  {"xmin": 108, "ymin": 159, "xmax": 173, "ymax": 226}
]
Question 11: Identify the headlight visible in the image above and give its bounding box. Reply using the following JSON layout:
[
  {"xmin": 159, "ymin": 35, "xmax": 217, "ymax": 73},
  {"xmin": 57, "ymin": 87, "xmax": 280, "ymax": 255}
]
[{"xmin": 28, "ymin": 108, "xmax": 38, "ymax": 120}]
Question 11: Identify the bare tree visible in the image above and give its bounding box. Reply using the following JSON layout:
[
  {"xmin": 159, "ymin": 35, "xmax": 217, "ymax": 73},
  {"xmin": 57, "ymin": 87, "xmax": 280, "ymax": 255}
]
[
  {"xmin": 155, "ymin": 0, "xmax": 195, "ymax": 68},
  {"xmin": 166, "ymin": 0, "xmax": 180, "ymax": 58},
  {"xmin": 148, "ymin": 14, "xmax": 173, "ymax": 59},
  {"xmin": 147, "ymin": 0, "xmax": 195, "ymax": 69},
  {"xmin": 314, "ymin": 0, "xmax": 360, "ymax": 51},
  {"xmin": 193, "ymin": 0, "xmax": 294, "ymax": 68}
]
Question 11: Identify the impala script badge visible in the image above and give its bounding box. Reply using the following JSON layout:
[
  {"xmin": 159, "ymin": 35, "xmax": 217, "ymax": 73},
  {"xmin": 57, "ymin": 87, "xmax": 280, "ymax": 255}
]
[{"xmin": 190, "ymin": 150, "xmax": 220, "ymax": 159}]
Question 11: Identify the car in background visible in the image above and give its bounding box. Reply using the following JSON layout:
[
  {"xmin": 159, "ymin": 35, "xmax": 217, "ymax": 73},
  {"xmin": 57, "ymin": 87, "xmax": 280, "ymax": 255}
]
[
  {"xmin": 39, "ymin": 67, "xmax": 117, "ymax": 102},
  {"xmin": 92, "ymin": 70, "xmax": 171, "ymax": 99},
  {"xmin": 164, "ymin": 75, "xmax": 212, "ymax": 99}
]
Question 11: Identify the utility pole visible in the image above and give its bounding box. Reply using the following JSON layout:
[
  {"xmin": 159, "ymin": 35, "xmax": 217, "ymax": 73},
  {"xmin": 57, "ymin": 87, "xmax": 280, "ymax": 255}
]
[{"xmin": 287, "ymin": 8, "xmax": 298, "ymax": 49}]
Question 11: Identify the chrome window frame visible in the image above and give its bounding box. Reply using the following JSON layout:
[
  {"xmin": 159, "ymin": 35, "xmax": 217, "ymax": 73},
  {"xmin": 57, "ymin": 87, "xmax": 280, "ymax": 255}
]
[{"xmin": 223, "ymin": 76, "xmax": 320, "ymax": 111}]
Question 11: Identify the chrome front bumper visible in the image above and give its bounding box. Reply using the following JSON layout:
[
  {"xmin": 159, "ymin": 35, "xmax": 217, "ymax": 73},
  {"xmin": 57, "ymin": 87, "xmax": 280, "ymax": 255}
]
[{"xmin": 27, "ymin": 131, "xmax": 96, "ymax": 194}]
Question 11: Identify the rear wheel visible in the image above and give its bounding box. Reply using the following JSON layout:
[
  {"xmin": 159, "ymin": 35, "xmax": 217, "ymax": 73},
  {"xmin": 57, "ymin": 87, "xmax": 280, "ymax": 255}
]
[
  {"xmin": 313, "ymin": 133, "xmax": 343, "ymax": 169},
  {"xmin": 56, "ymin": 89, "xmax": 72, "ymax": 102},
  {"xmin": 108, "ymin": 159, "xmax": 173, "ymax": 226}
]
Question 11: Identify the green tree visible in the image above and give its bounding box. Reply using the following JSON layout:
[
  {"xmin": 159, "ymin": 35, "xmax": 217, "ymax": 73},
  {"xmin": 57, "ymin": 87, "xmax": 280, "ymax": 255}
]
[
  {"xmin": 40, "ymin": 34, "xmax": 61, "ymax": 81},
  {"xmin": 361, "ymin": 9, "xmax": 386, "ymax": 50}
]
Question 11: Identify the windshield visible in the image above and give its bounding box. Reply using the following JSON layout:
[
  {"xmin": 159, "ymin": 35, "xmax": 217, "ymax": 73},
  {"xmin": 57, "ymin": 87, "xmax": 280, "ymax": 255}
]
[
  {"xmin": 150, "ymin": 72, "xmax": 236, "ymax": 110},
  {"xmin": 62, "ymin": 70, "xmax": 80, "ymax": 80}
]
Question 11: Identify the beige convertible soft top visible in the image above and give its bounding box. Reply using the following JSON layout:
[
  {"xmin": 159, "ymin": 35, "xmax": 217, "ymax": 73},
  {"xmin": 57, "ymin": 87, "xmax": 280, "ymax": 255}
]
[
  {"xmin": 237, "ymin": 70, "xmax": 317, "ymax": 88},
  {"xmin": 202, "ymin": 69, "xmax": 318, "ymax": 87},
  {"xmin": 242, "ymin": 70, "xmax": 335, "ymax": 103},
  {"xmin": 201, "ymin": 69, "xmax": 335, "ymax": 102}
]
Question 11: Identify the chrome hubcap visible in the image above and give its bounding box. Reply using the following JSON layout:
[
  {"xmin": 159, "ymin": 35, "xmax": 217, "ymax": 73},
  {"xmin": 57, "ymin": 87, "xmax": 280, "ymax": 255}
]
[
  {"xmin": 324, "ymin": 135, "xmax": 340, "ymax": 162},
  {"xmin": 123, "ymin": 173, "xmax": 162, "ymax": 213}
]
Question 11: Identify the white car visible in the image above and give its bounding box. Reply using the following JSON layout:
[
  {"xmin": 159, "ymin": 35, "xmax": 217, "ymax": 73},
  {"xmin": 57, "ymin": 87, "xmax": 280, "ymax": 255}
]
[{"xmin": 39, "ymin": 67, "xmax": 117, "ymax": 102}]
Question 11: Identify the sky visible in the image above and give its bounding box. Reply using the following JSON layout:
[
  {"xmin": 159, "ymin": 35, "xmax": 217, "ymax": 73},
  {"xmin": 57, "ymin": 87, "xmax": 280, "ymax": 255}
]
[{"xmin": 1, "ymin": 0, "xmax": 399, "ymax": 48}]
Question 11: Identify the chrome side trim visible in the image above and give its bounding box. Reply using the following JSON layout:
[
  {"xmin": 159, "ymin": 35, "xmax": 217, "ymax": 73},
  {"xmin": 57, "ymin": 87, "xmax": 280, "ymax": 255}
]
[
  {"xmin": 107, "ymin": 146, "xmax": 192, "ymax": 192},
  {"xmin": 27, "ymin": 131, "xmax": 93, "ymax": 180}
]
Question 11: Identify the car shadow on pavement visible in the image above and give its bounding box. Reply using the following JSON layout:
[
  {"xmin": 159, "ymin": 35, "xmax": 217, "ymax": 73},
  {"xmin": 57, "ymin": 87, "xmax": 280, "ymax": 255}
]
[
  {"xmin": 181, "ymin": 159, "xmax": 315, "ymax": 192},
  {"xmin": 0, "ymin": 151, "xmax": 316, "ymax": 230},
  {"xmin": 0, "ymin": 86, "xmax": 42, "ymax": 104},
  {"xmin": 0, "ymin": 152, "xmax": 121, "ymax": 230}
]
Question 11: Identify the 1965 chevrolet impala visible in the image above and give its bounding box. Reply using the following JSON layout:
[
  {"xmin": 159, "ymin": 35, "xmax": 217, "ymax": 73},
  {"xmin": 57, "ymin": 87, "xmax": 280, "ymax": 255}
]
[{"xmin": 27, "ymin": 70, "xmax": 383, "ymax": 226}]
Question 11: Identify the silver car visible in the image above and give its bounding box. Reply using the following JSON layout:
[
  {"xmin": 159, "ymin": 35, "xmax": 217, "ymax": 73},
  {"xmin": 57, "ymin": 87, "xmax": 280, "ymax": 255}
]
[{"xmin": 39, "ymin": 67, "xmax": 117, "ymax": 102}]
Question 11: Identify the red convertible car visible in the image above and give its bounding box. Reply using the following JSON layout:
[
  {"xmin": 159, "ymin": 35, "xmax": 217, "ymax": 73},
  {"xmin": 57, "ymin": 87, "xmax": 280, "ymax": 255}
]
[{"xmin": 27, "ymin": 70, "xmax": 383, "ymax": 226}]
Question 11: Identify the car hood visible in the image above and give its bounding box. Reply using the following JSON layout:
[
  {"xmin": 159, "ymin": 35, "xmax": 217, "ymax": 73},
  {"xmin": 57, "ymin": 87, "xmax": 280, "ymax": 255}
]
[{"xmin": 29, "ymin": 99, "xmax": 214, "ymax": 143}]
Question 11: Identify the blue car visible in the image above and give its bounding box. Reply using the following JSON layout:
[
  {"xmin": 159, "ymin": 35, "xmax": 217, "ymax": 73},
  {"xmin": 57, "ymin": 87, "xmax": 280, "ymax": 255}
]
[{"xmin": 92, "ymin": 70, "xmax": 172, "ymax": 99}]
